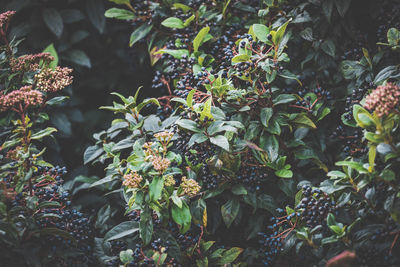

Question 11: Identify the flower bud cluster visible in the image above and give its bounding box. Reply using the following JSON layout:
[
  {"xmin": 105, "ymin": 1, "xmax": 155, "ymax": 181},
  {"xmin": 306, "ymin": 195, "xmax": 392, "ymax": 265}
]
[
  {"xmin": 152, "ymin": 156, "xmax": 171, "ymax": 172},
  {"xmin": 364, "ymin": 82, "xmax": 400, "ymax": 117},
  {"xmin": 154, "ymin": 131, "xmax": 174, "ymax": 144},
  {"xmin": 0, "ymin": 11, "xmax": 15, "ymax": 29},
  {"xmin": 164, "ymin": 175, "xmax": 176, "ymax": 187},
  {"xmin": 122, "ymin": 172, "xmax": 143, "ymax": 188},
  {"xmin": 10, "ymin": 53, "xmax": 54, "ymax": 72},
  {"xmin": 180, "ymin": 176, "xmax": 200, "ymax": 197},
  {"xmin": 0, "ymin": 86, "xmax": 43, "ymax": 111},
  {"xmin": 35, "ymin": 66, "xmax": 73, "ymax": 92},
  {"xmin": 143, "ymin": 142, "xmax": 154, "ymax": 158}
]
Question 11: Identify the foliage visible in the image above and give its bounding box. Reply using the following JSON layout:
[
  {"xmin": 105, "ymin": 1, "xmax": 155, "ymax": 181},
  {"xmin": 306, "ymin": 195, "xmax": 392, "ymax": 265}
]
[
  {"xmin": 0, "ymin": 0, "xmax": 152, "ymax": 176},
  {"xmin": 1, "ymin": 0, "xmax": 400, "ymax": 266},
  {"xmin": 83, "ymin": 0, "xmax": 400, "ymax": 266},
  {"xmin": 0, "ymin": 11, "xmax": 97, "ymax": 266}
]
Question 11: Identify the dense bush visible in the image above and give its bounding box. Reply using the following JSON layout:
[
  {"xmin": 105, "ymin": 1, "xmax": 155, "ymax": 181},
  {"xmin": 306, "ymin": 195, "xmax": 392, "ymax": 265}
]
[
  {"xmin": 0, "ymin": 0, "xmax": 153, "ymax": 176},
  {"xmin": 0, "ymin": 11, "xmax": 95, "ymax": 265},
  {"xmin": 1, "ymin": 0, "xmax": 400, "ymax": 266}
]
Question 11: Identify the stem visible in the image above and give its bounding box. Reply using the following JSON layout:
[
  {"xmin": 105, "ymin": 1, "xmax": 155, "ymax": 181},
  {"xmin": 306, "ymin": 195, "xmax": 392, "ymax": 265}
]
[{"xmin": 0, "ymin": 27, "xmax": 12, "ymax": 56}]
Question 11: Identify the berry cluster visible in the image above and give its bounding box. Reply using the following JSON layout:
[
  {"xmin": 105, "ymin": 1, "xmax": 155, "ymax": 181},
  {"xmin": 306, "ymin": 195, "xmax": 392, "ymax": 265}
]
[
  {"xmin": 236, "ymin": 163, "xmax": 269, "ymax": 191},
  {"xmin": 297, "ymin": 185, "xmax": 336, "ymax": 229},
  {"xmin": 3, "ymin": 165, "xmax": 94, "ymax": 264},
  {"xmin": 258, "ymin": 208, "xmax": 300, "ymax": 266}
]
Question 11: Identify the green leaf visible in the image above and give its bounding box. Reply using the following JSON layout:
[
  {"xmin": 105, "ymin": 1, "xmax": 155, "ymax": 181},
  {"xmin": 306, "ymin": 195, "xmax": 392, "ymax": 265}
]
[
  {"xmin": 252, "ymin": 24, "xmax": 270, "ymax": 42},
  {"xmin": 161, "ymin": 17, "xmax": 184, "ymax": 29},
  {"xmin": 183, "ymin": 14, "xmax": 195, "ymax": 27},
  {"xmin": 105, "ymin": 8, "xmax": 135, "ymax": 20},
  {"xmin": 46, "ymin": 96, "xmax": 69, "ymax": 106},
  {"xmin": 327, "ymin": 171, "xmax": 347, "ymax": 178},
  {"xmin": 86, "ymin": 0, "xmax": 106, "ymax": 34},
  {"xmin": 155, "ymin": 49, "xmax": 189, "ymax": 59},
  {"xmin": 216, "ymin": 247, "xmax": 243, "ymax": 265},
  {"xmin": 171, "ymin": 194, "xmax": 183, "ymax": 208},
  {"xmin": 221, "ymin": 199, "xmax": 240, "ymax": 228},
  {"xmin": 292, "ymin": 113, "xmax": 316, "ymax": 129},
  {"xmin": 207, "ymin": 121, "xmax": 224, "ymax": 136},
  {"xmin": 43, "ymin": 43, "xmax": 58, "ymax": 69},
  {"xmin": 173, "ymin": 3, "xmax": 192, "ymax": 12},
  {"xmin": 259, "ymin": 134, "xmax": 279, "ymax": 162},
  {"xmin": 353, "ymin": 105, "xmax": 376, "ymax": 128},
  {"xmin": 387, "ymin": 28, "xmax": 400, "ymax": 46},
  {"xmin": 65, "ymin": 50, "xmax": 91, "ymax": 68},
  {"xmin": 200, "ymin": 97, "xmax": 212, "ymax": 121},
  {"xmin": 129, "ymin": 24, "xmax": 153, "ymax": 46},
  {"xmin": 84, "ymin": 145, "xmax": 103, "ymax": 164},
  {"xmin": 335, "ymin": 160, "xmax": 368, "ymax": 173},
  {"xmin": 257, "ymin": 194, "xmax": 277, "ymax": 213},
  {"xmin": 368, "ymin": 145, "xmax": 376, "ymax": 172},
  {"xmin": 275, "ymin": 169, "xmax": 293, "ymax": 178},
  {"xmin": 210, "ymin": 135, "xmax": 229, "ymax": 151},
  {"xmin": 232, "ymin": 184, "xmax": 247, "ymax": 195},
  {"xmin": 265, "ymin": 118, "xmax": 281, "ymax": 135},
  {"xmin": 321, "ymin": 40, "xmax": 335, "ymax": 57},
  {"xmin": 188, "ymin": 133, "xmax": 208, "ymax": 147},
  {"xmin": 381, "ymin": 169, "xmax": 395, "ymax": 181},
  {"xmin": 273, "ymin": 94, "xmax": 296, "ymax": 105},
  {"xmin": 186, "ymin": 89, "xmax": 196, "ymax": 108},
  {"xmin": 196, "ymin": 257, "xmax": 209, "ymax": 267},
  {"xmin": 231, "ymin": 54, "xmax": 250, "ymax": 63},
  {"xmin": 140, "ymin": 209, "xmax": 153, "ymax": 245},
  {"xmin": 120, "ymin": 249, "xmax": 134, "ymax": 264},
  {"xmin": 171, "ymin": 201, "xmax": 191, "ymax": 233},
  {"xmin": 176, "ymin": 119, "xmax": 201, "ymax": 133},
  {"xmin": 149, "ymin": 176, "xmax": 163, "ymax": 202},
  {"xmin": 341, "ymin": 60, "xmax": 362, "ymax": 80},
  {"xmin": 260, "ymin": 107, "xmax": 273, "ymax": 127},
  {"xmin": 322, "ymin": 0, "xmax": 334, "ymax": 22},
  {"xmin": 201, "ymin": 241, "xmax": 215, "ymax": 252},
  {"xmin": 272, "ymin": 19, "xmax": 291, "ymax": 46},
  {"xmin": 108, "ymin": 0, "xmax": 130, "ymax": 4},
  {"xmin": 321, "ymin": 235, "xmax": 339, "ymax": 245},
  {"xmin": 193, "ymin": 26, "xmax": 210, "ymax": 52},
  {"xmin": 42, "ymin": 8, "xmax": 63, "ymax": 38},
  {"xmin": 104, "ymin": 221, "xmax": 139, "ymax": 241},
  {"xmin": 31, "ymin": 127, "xmax": 57, "ymax": 140}
]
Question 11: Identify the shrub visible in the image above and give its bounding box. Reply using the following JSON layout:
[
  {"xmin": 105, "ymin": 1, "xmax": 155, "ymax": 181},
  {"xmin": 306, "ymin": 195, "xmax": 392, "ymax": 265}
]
[
  {"xmin": 0, "ymin": 11, "xmax": 95, "ymax": 266},
  {"xmin": 84, "ymin": 0, "xmax": 400, "ymax": 266}
]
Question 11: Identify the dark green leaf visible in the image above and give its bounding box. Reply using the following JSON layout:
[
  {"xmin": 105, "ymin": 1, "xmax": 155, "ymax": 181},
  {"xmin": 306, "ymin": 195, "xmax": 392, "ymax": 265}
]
[
  {"xmin": 42, "ymin": 8, "xmax": 63, "ymax": 38},
  {"xmin": 104, "ymin": 221, "xmax": 139, "ymax": 241},
  {"xmin": 129, "ymin": 24, "xmax": 153, "ymax": 47},
  {"xmin": 260, "ymin": 107, "xmax": 273, "ymax": 127},
  {"xmin": 65, "ymin": 50, "xmax": 91, "ymax": 68},
  {"xmin": 84, "ymin": 145, "xmax": 103, "ymax": 164},
  {"xmin": 221, "ymin": 199, "xmax": 240, "ymax": 228}
]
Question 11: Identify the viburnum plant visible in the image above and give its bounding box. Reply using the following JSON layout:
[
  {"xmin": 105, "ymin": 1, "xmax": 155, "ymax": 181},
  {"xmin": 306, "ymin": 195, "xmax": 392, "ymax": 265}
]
[
  {"xmin": 0, "ymin": 11, "xmax": 95, "ymax": 266},
  {"xmin": 83, "ymin": 0, "xmax": 400, "ymax": 267}
]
